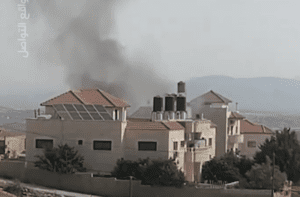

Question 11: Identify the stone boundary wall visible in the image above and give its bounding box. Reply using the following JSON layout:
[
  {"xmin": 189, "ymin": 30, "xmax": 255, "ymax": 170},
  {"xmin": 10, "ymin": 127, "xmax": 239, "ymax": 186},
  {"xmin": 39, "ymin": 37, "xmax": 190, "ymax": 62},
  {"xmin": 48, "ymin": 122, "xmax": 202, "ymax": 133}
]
[{"xmin": 0, "ymin": 161, "xmax": 274, "ymax": 197}]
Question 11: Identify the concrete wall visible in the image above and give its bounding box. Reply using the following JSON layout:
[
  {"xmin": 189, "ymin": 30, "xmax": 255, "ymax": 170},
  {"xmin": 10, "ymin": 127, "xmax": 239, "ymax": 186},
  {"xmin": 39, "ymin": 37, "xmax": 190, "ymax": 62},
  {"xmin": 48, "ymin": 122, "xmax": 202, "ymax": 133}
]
[
  {"xmin": 194, "ymin": 120, "xmax": 216, "ymax": 159},
  {"xmin": 197, "ymin": 105, "xmax": 228, "ymax": 157},
  {"xmin": 169, "ymin": 130, "xmax": 185, "ymax": 170},
  {"xmin": 0, "ymin": 161, "xmax": 275, "ymax": 197},
  {"xmin": 123, "ymin": 129, "xmax": 169, "ymax": 161},
  {"xmin": 0, "ymin": 135, "xmax": 26, "ymax": 158},
  {"xmin": 123, "ymin": 128, "xmax": 185, "ymax": 171},
  {"xmin": 26, "ymin": 119, "xmax": 126, "ymax": 172},
  {"xmin": 239, "ymin": 134, "xmax": 271, "ymax": 159}
]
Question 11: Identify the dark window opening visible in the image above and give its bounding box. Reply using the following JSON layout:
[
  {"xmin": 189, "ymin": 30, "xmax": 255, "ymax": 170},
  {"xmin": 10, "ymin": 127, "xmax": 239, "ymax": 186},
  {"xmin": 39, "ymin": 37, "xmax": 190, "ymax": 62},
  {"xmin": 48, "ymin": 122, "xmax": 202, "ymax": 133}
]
[
  {"xmin": 173, "ymin": 142, "xmax": 178, "ymax": 150},
  {"xmin": 180, "ymin": 141, "xmax": 185, "ymax": 147},
  {"xmin": 115, "ymin": 110, "xmax": 118, "ymax": 120},
  {"xmin": 138, "ymin": 142, "xmax": 157, "ymax": 151},
  {"xmin": 247, "ymin": 141, "xmax": 256, "ymax": 148},
  {"xmin": 94, "ymin": 141, "xmax": 112, "ymax": 150},
  {"xmin": 209, "ymin": 138, "xmax": 212, "ymax": 146},
  {"xmin": 78, "ymin": 140, "xmax": 83, "ymax": 145},
  {"xmin": 0, "ymin": 140, "xmax": 5, "ymax": 154},
  {"xmin": 36, "ymin": 139, "xmax": 53, "ymax": 149}
]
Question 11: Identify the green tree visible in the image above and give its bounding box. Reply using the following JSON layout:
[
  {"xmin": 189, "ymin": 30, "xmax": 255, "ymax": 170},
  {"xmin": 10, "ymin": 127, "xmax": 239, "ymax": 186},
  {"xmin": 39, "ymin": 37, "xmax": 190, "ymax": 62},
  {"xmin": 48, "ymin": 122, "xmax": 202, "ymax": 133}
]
[
  {"xmin": 142, "ymin": 159, "xmax": 185, "ymax": 187},
  {"xmin": 202, "ymin": 151, "xmax": 241, "ymax": 183},
  {"xmin": 254, "ymin": 128, "xmax": 300, "ymax": 183},
  {"xmin": 34, "ymin": 144, "xmax": 86, "ymax": 174},
  {"xmin": 242, "ymin": 156, "xmax": 286, "ymax": 191},
  {"xmin": 111, "ymin": 158, "xmax": 185, "ymax": 187}
]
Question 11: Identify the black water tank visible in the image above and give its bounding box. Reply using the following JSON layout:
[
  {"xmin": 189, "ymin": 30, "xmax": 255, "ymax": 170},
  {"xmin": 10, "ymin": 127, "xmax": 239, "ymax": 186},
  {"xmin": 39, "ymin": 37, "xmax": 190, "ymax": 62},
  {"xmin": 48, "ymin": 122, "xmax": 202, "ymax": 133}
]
[
  {"xmin": 165, "ymin": 96, "xmax": 175, "ymax": 111},
  {"xmin": 153, "ymin": 96, "xmax": 163, "ymax": 112},
  {"xmin": 176, "ymin": 96, "xmax": 186, "ymax": 111},
  {"xmin": 177, "ymin": 81, "xmax": 185, "ymax": 94}
]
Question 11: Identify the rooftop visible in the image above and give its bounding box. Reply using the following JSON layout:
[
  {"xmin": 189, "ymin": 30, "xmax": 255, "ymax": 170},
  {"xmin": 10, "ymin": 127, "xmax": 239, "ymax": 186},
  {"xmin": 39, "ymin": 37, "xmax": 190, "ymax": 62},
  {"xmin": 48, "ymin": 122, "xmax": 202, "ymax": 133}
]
[
  {"xmin": 191, "ymin": 90, "xmax": 232, "ymax": 104},
  {"xmin": 240, "ymin": 119, "xmax": 273, "ymax": 134},
  {"xmin": 41, "ymin": 89, "xmax": 129, "ymax": 108},
  {"xmin": 126, "ymin": 120, "xmax": 185, "ymax": 130}
]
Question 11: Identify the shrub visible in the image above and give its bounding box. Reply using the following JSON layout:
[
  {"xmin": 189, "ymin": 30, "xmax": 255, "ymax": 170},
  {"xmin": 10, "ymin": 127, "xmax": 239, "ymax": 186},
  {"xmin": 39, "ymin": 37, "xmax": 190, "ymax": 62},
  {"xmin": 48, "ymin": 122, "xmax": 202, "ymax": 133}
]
[
  {"xmin": 241, "ymin": 156, "xmax": 286, "ymax": 191},
  {"xmin": 111, "ymin": 158, "xmax": 185, "ymax": 187},
  {"xmin": 34, "ymin": 144, "xmax": 86, "ymax": 174}
]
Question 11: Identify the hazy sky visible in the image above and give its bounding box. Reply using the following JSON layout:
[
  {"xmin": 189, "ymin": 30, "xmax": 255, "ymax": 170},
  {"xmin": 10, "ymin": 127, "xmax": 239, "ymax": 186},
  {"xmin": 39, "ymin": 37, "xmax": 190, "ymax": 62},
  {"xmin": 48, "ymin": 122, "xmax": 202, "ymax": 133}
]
[{"xmin": 1, "ymin": 0, "xmax": 300, "ymax": 108}]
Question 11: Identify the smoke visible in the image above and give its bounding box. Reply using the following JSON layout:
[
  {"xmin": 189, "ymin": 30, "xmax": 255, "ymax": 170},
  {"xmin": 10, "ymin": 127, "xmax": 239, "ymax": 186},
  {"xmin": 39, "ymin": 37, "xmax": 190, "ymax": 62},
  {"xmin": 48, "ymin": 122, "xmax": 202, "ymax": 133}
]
[{"xmin": 30, "ymin": 0, "xmax": 171, "ymax": 113}]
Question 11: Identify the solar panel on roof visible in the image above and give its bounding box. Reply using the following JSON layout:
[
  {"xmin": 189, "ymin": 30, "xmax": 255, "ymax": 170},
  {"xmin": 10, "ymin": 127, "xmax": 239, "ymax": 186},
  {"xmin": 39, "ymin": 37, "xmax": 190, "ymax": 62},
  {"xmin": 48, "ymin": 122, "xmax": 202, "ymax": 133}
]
[
  {"xmin": 100, "ymin": 113, "xmax": 113, "ymax": 120},
  {"xmin": 85, "ymin": 105, "xmax": 97, "ymax": 112},
  {"xmin": 57, "ymin": 112, "xmax": 71, "ymax": 120},
  {"xmin": 64, "ymin": 104, "xmax": 76, "ymax": 112},
  {"xmin": 90, "ymin": 113, "xmax": 103, "ymax": 120},
  {"xmin": 69, "ymin": 112, "xmax": 82, "ymax": 120},
  {"xmin": 74, "ymin": 104, "xmax": 87, "ymax": 112},
  {"xmin": 53, "ymin": 104, "xmax": 65, "ymax": 111},
  {"xmin": 94, "ymin": 105, "xmax": 106, "ymax": 112},
  {"xmin": 80, "ymin": 113, "xmax": 92, "ymax": 120}
]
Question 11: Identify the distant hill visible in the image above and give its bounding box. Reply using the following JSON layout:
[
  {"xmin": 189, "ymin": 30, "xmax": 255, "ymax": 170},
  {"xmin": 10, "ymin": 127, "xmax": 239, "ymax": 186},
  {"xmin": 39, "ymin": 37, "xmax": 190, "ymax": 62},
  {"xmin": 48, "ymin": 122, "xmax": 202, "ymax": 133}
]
[
  {"xmin": 186, "ymin": 76, "xmax": 300, "ymax": 114},
  {"xmin": 185, "ymin": 76, "xmax": 300, "ymax": 129},
  {"xmin": 0, "ymin": 106, "xmax": 34, "ymax": 126}
]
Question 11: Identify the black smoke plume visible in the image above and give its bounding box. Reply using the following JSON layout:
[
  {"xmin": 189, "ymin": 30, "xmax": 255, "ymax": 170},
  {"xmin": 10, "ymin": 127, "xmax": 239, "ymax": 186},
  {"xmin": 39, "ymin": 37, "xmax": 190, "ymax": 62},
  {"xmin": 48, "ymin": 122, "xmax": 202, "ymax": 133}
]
[{"xmin": 31, "ymin": 0, "xmax": 171, "ymax": 113}]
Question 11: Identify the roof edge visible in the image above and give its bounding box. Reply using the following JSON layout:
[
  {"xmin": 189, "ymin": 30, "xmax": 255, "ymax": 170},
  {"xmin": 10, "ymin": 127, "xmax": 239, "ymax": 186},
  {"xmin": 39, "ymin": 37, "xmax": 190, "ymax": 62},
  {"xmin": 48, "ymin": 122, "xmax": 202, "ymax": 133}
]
[
  {"xmin": 40, "ymin": 90, "xmax": 72, "ymax": 106},
  {"xmin": 97, "ymin": 89, "xmax": 116, "ymax": 107},
  {"xmin": 70, "ymin": 90, "xmax": 85, "ymax": 104}
]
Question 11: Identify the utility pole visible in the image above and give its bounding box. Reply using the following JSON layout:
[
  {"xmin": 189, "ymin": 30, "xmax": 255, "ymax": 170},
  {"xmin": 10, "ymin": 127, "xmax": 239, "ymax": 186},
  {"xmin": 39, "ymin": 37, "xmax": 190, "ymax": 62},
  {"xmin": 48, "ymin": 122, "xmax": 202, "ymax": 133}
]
[{"xmin": 271, "ymin": 151, "xmax": 275, "ymax": 197}]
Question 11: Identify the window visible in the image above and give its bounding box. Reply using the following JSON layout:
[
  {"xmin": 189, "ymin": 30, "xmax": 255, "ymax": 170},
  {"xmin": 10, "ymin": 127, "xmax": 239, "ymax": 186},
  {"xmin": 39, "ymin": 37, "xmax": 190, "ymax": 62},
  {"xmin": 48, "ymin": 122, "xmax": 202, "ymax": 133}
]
[
  {"xmin": 36, "ymin": 139, "xmax": 53, "ymax": 149},
  {"xmin": 138, "ymin": 142, "xmax": 157, "ymax": 151},
  {"xmin": 180, "ymin": 141, "xmax": 185, "ymax": 147},
  {"xmin": 115, "ymin": 110, "xmax": 119, "ymax": 120},
  {"xmin": 209, "ymin": 138, "xmax": 212, "ymax": 146},
  {"xmin": 196, "ymin": 114, "xmax": 200, "ymax": 119},
  {"xmin": 78, "ymin": 140, "xmax": 83, "ymax": 145},
  {"xmin": 173, "ymin": 142, "xmax": 178, "ymax": 150},
  {"xmin": 194, "ymin": 133, "xmax": 201, "ymax": 140},
  {"xmin": 93, "ymin": 141, "xmax": 112, "ymax": 150},
  {"xmin": 236, "ymin": 127, "xmax": 238, "ymax": 134},
  {"xmin": 0, "ymin": 140, "xmax": 5, "ymax": 154},
  {"xmin": 231, "ymin": 126, "xmax": 234, "ymax": 135},
  {"xmin": 247, "ymin": 141, "xmax": 256, "ymax": 148}
]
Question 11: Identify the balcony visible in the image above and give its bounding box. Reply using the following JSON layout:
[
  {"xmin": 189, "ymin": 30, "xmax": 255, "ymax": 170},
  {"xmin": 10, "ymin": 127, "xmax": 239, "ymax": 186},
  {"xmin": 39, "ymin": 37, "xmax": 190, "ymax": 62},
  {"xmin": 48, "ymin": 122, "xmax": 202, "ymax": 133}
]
[{"xmin": 228, "ymin": 134, "xmax": 244, "ymax": 144}]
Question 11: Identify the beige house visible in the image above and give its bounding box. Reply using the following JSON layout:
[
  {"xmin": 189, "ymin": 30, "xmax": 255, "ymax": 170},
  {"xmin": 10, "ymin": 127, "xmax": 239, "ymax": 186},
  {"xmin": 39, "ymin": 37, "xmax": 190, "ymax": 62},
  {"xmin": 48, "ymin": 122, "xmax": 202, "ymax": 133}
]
[
  {"xmin": 0, "ymin": 129, "xmax": 26, "ymax": 159},
  {"xmin": 238, "ymin": 119, "xmax": 273, "ymax": 159},
  {"xmin": 26, "ymin": 88, "xmax": 216, "ymax": 183},
  {"xmin": 26, "ymin": 89, "xmax": 129, "ymax": 172},
  {"xmin": 189, "ymin": 90, "xmax": 244, "ymax": 157}
]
